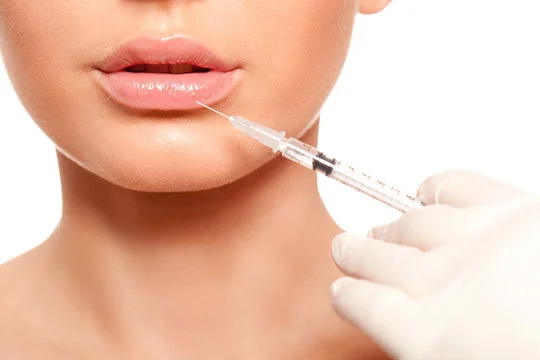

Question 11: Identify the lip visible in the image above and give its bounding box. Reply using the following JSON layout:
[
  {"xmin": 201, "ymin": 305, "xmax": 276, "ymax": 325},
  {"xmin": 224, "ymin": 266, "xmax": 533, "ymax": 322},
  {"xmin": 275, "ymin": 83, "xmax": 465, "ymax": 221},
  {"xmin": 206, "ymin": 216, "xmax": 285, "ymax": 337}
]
[{"xmin": 95, "ymin": 35, "xmax": 241, "ymax": 111}]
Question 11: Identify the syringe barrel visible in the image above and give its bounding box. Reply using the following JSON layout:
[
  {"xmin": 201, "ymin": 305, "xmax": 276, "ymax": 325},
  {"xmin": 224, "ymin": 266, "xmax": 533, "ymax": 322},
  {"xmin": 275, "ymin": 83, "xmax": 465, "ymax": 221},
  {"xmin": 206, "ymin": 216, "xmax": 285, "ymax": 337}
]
[
  {"xmin": 279, "ymin": 137, "xmax": 321, "ymax": 169},
  {"xmin": 280, "ymin": 138, "xmax": 424, "ymax": 213}
]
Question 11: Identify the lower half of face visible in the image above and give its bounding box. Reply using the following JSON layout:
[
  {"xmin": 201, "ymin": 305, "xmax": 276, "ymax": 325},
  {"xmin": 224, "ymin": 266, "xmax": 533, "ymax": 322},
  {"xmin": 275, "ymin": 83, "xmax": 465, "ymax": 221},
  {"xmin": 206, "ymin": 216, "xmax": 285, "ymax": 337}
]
[{"xmin": 0, "ymin": 0, "xmax": 357, "ymax": 192}]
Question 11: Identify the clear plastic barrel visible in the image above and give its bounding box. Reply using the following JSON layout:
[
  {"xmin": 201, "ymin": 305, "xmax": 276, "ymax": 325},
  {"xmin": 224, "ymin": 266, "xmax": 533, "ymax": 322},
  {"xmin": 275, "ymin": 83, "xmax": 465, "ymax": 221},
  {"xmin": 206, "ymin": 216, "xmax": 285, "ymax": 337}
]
[{"xmin": 280, "ymin": 138, "xmax": 424, "ymax": 213}]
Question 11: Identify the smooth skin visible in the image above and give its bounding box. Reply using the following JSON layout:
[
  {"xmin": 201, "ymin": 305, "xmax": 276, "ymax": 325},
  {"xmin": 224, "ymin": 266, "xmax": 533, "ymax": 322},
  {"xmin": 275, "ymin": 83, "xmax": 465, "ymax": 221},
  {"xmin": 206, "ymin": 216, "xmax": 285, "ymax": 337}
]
[{"xmin": 0, "ymin": 0, "xmax": 392, "ymax": 359}]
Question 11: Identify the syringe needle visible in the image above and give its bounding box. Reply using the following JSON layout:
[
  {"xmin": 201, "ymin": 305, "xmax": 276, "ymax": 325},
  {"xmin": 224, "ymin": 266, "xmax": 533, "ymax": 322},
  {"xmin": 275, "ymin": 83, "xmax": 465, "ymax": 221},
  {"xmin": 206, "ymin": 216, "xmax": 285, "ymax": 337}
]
[
  {"xmin": 195, "ymin": 101, "xmax": 230, "ymax": 119},
  {"xmin": 196, "ymin": 101, "xmax": 422, "ymax": 212}
]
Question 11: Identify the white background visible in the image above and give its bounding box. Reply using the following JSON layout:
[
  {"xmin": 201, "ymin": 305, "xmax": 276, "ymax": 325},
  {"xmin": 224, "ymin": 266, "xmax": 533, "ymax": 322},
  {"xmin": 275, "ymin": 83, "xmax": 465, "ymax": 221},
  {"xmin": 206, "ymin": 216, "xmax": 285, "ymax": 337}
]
[{"xmin": 1, "ymin": 0, "xmax": 539, "ymax": 263}]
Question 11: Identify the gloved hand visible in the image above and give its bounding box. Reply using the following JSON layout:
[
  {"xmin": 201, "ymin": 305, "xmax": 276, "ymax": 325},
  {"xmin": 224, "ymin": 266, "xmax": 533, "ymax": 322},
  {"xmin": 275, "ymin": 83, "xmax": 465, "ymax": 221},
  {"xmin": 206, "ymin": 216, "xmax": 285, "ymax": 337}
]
[{"xmin": 330, "ymin": 170, "xmax": 540, "ymax": 360}]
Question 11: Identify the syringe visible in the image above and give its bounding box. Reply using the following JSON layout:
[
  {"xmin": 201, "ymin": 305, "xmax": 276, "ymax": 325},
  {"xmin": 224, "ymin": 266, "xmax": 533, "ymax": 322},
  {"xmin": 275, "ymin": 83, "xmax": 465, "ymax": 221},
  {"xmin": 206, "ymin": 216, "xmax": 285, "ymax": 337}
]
[{"xmin": 196, "ymin": 102, "xmax": 425, "ymax": 213}]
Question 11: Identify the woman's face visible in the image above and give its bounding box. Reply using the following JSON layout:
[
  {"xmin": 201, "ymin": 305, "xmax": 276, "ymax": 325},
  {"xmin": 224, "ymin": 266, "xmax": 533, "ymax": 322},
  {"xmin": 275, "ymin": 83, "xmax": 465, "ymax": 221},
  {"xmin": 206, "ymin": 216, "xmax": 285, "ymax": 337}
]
[{"xmin": 0, "ymin": 1, "xmax": 371, "ymax": 192}]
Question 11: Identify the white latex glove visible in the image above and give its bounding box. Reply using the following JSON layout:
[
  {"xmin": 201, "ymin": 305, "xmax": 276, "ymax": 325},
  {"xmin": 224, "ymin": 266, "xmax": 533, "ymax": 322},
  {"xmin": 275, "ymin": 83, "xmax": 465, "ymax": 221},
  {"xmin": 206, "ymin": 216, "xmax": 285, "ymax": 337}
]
[{"xmin": 331, "ymin": 170, "xmax": 540, "ymax": 360}]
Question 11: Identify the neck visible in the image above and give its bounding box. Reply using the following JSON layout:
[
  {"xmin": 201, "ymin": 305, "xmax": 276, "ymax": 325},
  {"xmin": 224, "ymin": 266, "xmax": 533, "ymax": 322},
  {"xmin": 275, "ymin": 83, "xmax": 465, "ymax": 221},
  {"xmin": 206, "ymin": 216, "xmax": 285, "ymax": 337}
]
[{"xmin": 45, "ymin": 122, "xmax": 346, "ymax": 356}]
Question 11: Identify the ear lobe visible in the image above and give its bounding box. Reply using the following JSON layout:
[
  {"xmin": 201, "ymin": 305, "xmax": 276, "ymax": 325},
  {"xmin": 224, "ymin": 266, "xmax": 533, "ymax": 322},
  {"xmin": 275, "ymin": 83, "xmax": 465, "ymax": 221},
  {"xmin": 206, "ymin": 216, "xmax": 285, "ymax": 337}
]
[{"xmin": 358, "ymin": 0, "xmax": 392, "ymax": 14}]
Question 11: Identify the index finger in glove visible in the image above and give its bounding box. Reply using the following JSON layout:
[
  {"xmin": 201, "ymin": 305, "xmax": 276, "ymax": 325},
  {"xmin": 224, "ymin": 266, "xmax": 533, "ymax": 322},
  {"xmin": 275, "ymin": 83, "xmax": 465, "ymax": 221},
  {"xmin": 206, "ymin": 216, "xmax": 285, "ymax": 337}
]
[
  {"xmin": 417, "ymin": 170, "xmax": 535, "ymax": 208},
  {"xmin": 369, "ymin": 205, "xmax": 509, "ymax": 250}
]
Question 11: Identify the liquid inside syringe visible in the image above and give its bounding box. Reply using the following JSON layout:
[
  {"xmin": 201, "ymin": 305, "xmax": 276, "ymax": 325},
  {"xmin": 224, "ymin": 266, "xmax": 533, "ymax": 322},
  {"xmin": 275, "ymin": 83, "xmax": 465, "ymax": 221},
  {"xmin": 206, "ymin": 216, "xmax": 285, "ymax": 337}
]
[{"xmin": 196, "ymin": 102, "xmax": 425, "ymax": 213}]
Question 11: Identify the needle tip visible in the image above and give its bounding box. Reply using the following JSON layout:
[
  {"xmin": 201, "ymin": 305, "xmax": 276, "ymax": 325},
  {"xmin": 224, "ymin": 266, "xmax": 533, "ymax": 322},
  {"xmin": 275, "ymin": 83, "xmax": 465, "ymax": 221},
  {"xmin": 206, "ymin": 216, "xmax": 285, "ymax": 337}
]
[{"xmin": 195, "ymin": 101, "xmax": 230, "ymax": 119}]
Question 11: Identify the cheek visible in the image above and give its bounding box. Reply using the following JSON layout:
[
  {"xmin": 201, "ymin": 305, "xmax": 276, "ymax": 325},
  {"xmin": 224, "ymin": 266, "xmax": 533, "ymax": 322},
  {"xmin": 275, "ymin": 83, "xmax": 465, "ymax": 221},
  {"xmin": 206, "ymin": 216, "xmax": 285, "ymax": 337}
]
[
  {"xmin": 0, "ymin": 1, "xmax": 98, "ymax": 134},
  {"xmin": 229, "ymin": 0, "xmax": 357, "ymax": 135},
  {"xmin": 0, "ymin": 1, "xmax": 88, "ymax": 70}
]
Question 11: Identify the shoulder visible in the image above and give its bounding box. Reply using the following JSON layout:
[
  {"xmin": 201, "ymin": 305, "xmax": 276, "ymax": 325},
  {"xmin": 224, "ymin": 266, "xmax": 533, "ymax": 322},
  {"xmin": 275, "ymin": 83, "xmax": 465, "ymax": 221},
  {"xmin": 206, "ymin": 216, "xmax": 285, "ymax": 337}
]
[
  {"xmin": 0, "ymin": 254, "xmax": 29, "ymax": 319},
  {"xmin": 0, "ymin": 247, "xmax": 86, "ymax": 359},
  {"xmin": 0, "ymin": 250, "xmax": 49, "ymax": 357},
  {"xmin": 0, "ymin": 256, "xmax": 27, "ymax": 343}
]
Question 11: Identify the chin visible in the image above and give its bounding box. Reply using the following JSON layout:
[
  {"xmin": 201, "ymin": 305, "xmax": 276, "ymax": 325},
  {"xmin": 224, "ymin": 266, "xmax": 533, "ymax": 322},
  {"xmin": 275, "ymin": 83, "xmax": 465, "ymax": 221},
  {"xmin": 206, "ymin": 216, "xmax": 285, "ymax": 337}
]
[
  {"xmin": 101, "ymin": 161, "xmax": 253, "ymax": 193},
  {"xmin": 61, "ymin": 129, "xmax": 272, "ymax": 193}
]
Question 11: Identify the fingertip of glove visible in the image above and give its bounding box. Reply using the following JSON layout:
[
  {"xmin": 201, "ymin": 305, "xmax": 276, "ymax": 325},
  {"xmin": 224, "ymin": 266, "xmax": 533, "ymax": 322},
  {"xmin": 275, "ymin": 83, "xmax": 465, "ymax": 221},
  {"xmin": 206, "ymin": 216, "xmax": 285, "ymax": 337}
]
[
  {"xmin": 331, "ymin": 276, "xmax": 353, "ymax": 297},
  {"xmin": 332, "ymin": 233, "xmax": 360, "ymax": 265}
]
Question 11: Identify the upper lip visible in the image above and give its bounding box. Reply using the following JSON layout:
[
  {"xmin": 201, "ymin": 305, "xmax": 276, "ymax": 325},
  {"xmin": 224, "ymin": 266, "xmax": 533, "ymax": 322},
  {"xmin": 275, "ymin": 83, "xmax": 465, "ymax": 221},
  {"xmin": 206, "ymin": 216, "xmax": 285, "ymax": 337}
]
[{"xmin": 97, "ymin": 35, "xmax": 234, "ymax": 73}]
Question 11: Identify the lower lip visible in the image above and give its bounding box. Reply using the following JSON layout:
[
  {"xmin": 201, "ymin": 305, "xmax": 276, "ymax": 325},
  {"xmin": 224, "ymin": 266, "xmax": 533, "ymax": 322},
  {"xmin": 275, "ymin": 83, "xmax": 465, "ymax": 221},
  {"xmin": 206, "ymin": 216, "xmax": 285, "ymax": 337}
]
[{"xmin": 95, "ymin": 69, "xmax": 241, "ymax": 111}]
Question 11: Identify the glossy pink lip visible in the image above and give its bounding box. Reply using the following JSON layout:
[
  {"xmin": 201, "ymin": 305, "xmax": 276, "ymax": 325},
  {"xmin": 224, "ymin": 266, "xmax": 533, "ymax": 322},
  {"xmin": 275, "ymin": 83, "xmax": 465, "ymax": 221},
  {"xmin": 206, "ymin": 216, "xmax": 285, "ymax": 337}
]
[{"xmin": 95, "ymin": 36, "xmax": 241, "ymax": 111}]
